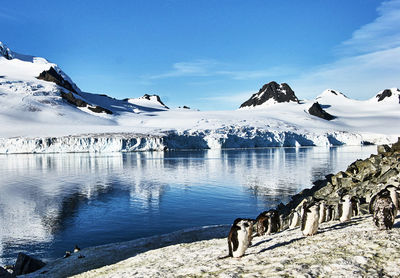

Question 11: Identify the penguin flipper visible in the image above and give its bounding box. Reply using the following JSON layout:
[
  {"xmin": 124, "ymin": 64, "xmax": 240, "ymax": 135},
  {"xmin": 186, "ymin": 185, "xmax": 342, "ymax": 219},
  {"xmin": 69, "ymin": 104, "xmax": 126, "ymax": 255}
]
[
  {"xmin": 301, "ymin": 210, "xmax": 308, "ymax": 231},
  {"xmin": 232, "ymin": 228, "xmax": 239, "ymax": 252},
  {"xmin": 338, "ymin": 203, "xmax": 343, "ymax": 218},
  {"xmin": 369, "ymin": 194, "xmax": 378, "ymax": 214}
]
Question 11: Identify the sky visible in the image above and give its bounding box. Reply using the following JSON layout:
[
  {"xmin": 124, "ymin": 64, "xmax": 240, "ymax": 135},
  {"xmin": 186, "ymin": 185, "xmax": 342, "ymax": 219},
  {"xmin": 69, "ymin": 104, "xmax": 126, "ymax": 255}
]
[{"xmin": 1, "ymin": 0, "xmax": 400, "ymax": 110}]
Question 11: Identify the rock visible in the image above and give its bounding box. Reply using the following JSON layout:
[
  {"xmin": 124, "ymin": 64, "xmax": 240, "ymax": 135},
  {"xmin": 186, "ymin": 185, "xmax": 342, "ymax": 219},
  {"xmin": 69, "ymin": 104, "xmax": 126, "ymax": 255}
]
[
  {"xmin": 61, "ymin": 92, "xmax": 87, "ymax": 107},
  {"xmin": 377, "ymin": 144, "xmax": 391, "ymax": 154},
  {"xmin": 0, "ymin": 266, "xmax": 12, "ymax": 278},
  {"xmin": 88, "ymin": 105, "xmax": 113, "ymax": 115},
  {"xmin": 13, "ymin": 252, "xmax": 45, "ymax": 275},
  {"xmin": 278, "ymin": 137, "xmax": 400, "ymax": 228},
  {"xmin": 0, "ymin": 42, "xmax": 13, "ymax": 60},
  {"xmin": 240, "ymin": 81, "xmax": 299, "ymax": 108},
  {"xmin": 60, "ymin": 92, "xmax": 113, "ymax": 114},
  {"xmin": 376, "ymin": 89, "xmax": 393, "ymax": 102},
  {"xmin": 391, "ymin": 137, "xmax": 400, "ymax": 152},
  {"xmin": 141, "ymin": 94, "xmax": 169, "ymax": 109},
  {"xmin": 308, "ymin": 102, "xmax": 335, "ymax": 120},
  {"xmin": 37, "ymin": 67, "xmax": 77, "ymax": 93}
]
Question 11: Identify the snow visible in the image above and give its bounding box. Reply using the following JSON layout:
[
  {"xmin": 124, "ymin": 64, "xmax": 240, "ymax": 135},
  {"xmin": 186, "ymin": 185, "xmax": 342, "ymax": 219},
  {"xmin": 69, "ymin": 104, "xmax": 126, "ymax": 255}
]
[
  {"xmin": 22, "ymin": 215, "xmax": 400, "ymax": 277},
  {"xmin": 1, "ymin": 43, "xmax": 399, "ymax": 153}
]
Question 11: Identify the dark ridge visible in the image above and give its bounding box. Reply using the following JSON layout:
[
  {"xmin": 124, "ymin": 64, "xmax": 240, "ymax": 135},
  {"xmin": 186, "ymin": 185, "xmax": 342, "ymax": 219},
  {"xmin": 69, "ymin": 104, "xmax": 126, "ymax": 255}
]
[
  {"xmin": 240, "ymin": 81, "xmax": 299, "ymax": 108},
  {"xmin": 88, "ymin": 105, "xmax": 113, "ymax": 114},
  {"xmin": 0, "ymin": 43, "xmax": 13, "ymax": 60},
  {"xmin": 60, "ymin": 92, "xmax": 113, "ymax": 114},
  {"xmin": 308, "ymin": 102, "xmax": 335, "ymax": 120},
  {"xmin": 376, "ymin": 89, "xmax": 392, "ymax": 102},
  {"xmin": 60, "ymin": 92, "xmax": 87, "ymax": 107},
  {"xmin": 37, "ymin": 67, "xmax": 77, "ymax": 94}
]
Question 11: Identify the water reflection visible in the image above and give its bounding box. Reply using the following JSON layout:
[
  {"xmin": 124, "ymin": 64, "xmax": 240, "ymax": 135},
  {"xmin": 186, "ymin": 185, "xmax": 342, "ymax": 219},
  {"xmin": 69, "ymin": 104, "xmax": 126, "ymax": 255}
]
[{"xmin": 0, "ymin": 146, "xmax": 376, "ymax": 264}]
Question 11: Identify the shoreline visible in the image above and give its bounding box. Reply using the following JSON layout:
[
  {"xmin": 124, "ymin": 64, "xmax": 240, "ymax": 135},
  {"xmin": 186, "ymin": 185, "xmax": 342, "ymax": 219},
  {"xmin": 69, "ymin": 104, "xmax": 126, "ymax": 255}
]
[
  {"xmin": 19, "ymin": 138, "xmax": 400, "ymax": 277},
  {"xmin": 23, "ymin": 215, "xmax": 400, "ymax": 278}
]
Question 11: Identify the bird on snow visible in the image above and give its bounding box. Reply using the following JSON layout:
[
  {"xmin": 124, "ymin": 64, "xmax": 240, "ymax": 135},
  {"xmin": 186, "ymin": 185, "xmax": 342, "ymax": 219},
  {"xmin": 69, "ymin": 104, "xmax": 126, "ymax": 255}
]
[
  {"xmin": 370, "ymin": 188, "xmax": 396, "ymax": 230},
  {"xmin": 301, "ymin": 201, "xmax": 320, "ymax": 236},
  {"xmin": 228, "ymin": 218, "xmax": 252, "ymax": 258}
]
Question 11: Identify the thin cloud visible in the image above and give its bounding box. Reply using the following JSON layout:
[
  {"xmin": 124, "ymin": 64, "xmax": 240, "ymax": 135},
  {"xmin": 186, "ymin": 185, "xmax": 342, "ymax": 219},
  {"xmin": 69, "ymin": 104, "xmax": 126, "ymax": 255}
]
[
  {"xmin": 198, "ymin": 91, "xmax": 253, "ymax": 104},
  {"xmin": 144, "ymin": 60, "xmax": 295, "ymax": 81},
  {"xmin": 337, "ymin": 0, "xmax": 400, "ymax": 55},
  {"xmin": 144, "ymin": 60, "xmax": 219, "ymax": 79},
  {"xmin": 291, "ymin": 46, "xmax": 400, "ymax": 100},
  {"xmin": 290, "ymin": 0, "xmax": 400, "ymax": 100}
]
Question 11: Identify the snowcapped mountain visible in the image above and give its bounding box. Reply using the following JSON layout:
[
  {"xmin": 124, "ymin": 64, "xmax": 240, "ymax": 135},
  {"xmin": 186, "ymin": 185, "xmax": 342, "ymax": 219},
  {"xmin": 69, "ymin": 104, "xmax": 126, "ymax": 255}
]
[
  {"xmin": 0, "ymin": 42, "xmax": 399, "ymax": 153},
  {"xmin": 239, "ymin": 81, "xmax": 299, "ymax": 109},
  {"xmin": 124, "ymin": 94, "xmax": 169, "ymax": 111}
]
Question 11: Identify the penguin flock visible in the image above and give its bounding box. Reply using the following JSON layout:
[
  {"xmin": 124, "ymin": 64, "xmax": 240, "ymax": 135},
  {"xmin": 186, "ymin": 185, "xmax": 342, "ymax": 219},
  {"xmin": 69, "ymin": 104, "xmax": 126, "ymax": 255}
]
[{"xmin": 227, "ymin": 182, "xmax": 400, "ymax": 258}]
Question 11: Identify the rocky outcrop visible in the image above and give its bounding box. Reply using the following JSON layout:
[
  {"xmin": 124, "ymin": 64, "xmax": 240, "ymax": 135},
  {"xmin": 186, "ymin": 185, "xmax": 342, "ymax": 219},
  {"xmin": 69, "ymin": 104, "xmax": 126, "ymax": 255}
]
[
  {"xmin": 0, "ymin": 266, "xmax": 12, "ymax": 278},
  {"xmin": 37, "ymin": 67, "xmax": 77, "ymax": 94},
  {"xmin": 278, "ymin": 137, "xmax": 400, "ymax": 221},
  {"xmin": 308, "ymin": 102, "xmax": 335, "ymax": 120},
  {"xmin": 240, "ymin": 82, "xmax": 299, "ymax": 108},
  {"xmin": 376, "ymin": 88, "xmax": 400, "ymax": 103},
  {"xmin": 13, "ymin": 253, "xmax": 45, "ymax": 275},
  {"xmin": 60, "ymin": 92, "xmax": 113, "ymax": 114},
  {"xmin": 0, "ymin": 42, "xmax": 13, "ymax": 60}
]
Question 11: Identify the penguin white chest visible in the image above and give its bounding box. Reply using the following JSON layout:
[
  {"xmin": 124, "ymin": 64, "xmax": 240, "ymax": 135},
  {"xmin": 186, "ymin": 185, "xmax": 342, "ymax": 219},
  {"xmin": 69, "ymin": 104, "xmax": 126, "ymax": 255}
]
[
  {"xmin": 302, "ymin": 209, "xmax": 319, "ymax": 236},
  {"xmin": 232, "ymin": 228, "xmax": 249, "ymax": 258},
  {"xmin": 340, "ymin": 200, "xmax": 352, "ymax": 222},
  {"xmin": 289, "ymin": 211, "xmax": 300, "ymax": 229}
]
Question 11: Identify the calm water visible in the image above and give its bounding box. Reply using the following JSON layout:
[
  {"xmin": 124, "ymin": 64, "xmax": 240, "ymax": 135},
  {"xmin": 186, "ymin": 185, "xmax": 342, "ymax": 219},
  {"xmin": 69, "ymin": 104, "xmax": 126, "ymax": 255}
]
[{"xmin": 0, "ymin": 146, "xmax": 376, "ymax": 265}]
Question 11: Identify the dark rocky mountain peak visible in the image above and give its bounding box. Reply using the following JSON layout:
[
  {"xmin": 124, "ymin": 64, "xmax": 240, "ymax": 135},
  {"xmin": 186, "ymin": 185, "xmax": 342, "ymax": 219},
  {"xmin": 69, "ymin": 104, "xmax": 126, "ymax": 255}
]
[
  {"xmin": 0, "ymin": 42, "xmax": 14, "ymax": 60},
  {"xmin": 376, "ymin": 88, "xmax": 400, "ymax": 103},
  {"xmin": 308, "ymin": 102, "xmax": 335, "ymax": 121},
  {"xmin": 240, "ymin": 81, "xmax": 299, "ymax": 108},
  {"xmin": 37, "ymin": 67, "xmax": 78, "ymax": 94}
]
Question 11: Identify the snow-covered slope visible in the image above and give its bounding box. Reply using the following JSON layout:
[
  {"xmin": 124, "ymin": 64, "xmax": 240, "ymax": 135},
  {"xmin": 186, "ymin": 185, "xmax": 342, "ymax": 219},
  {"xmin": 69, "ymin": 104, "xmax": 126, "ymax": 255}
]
[{"xmin": 0, "ymin": 42, "xmax": 399, "ymax": 153}]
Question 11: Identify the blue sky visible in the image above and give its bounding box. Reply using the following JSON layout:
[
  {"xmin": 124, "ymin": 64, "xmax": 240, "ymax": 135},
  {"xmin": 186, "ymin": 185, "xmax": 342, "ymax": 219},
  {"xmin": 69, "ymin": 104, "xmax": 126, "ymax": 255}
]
[{"xmin": 1, "ymin": 0, "xmax": 400, "ymax": 110}]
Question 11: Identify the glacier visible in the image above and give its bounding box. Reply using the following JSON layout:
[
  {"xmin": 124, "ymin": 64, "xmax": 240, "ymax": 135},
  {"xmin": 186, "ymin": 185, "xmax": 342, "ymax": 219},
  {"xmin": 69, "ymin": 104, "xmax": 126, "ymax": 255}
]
[{"xmin": 0, "ymin": 128, "xmax": 388, "ymax": 154}]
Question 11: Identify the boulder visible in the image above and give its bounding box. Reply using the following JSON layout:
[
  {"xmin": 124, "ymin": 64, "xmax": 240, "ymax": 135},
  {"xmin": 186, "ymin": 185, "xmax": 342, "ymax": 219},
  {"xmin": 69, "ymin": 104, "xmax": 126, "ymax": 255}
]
[
  {"xmin": 377, "ymin": 144, "xmax": 391, "ymax": 154},
  {"xmin": 13, "ymin": 252, "xmax": 45, "ymax": 275},
  {"xmin": 308, "ymin": 102, "xmax": 335, "ymax": 120},
  {"xmin": 0, "ymin": 266, "xmax": 12, "ymax": 278},
  {"xmin": 392, "ymin": 137, "xmax": 400, "ymax": 152}
]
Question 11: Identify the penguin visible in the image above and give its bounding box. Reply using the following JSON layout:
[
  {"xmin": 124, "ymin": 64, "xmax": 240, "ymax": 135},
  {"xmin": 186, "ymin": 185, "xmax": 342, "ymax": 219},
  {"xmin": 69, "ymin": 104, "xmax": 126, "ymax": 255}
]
[
  {"xmin": 228, "ymin": 218, "xmax": 251, "ymax": 258},
  {"xmin": 371, "ymin": 188, "xmax": 396, "ymax": 230},
  {"xmin": 74, "ymin": 245, "xmax": 80, "ymax": 253},
  {"xmin": 245, "ymin": 218, "xmax": 256, "ymax": 246},
  {"xmin": 265, "ymin": 209, "xmax": 280, "ymax": 234},
  {"xmin": 289, "ymin": 199, "xmax": 308, "ymax": 229},
  {"xmin": 350, "ymin": 196, "xmax": 360, "ymax": 217},
  {"xmin": 318, "ymin": 200, "xmax": 327, "ymax": 224},
  {"xmin": 385, "ymin": 184, "xmax": 399, "ymax": 215},
  {"xmin": 338, "ymin": 194, "xmax": 353, "ymax": 222},
  {"xmin": 289, "ymin": 209, "xmax": 301, "ymax": 229},
  {"xmin": 63, "ymin": 251, "xmax": 71, "ymax": 258},
  {"xmin": 325, "ymin": 204, "xmax": 335, "ymax": 222},
  {"xmin": 301, "ymin": 202, "xmax": 320, "ymax": 236},
  {"xmin": 255, "ymin": 212, "xmax": 269, "ymax": 236}
]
